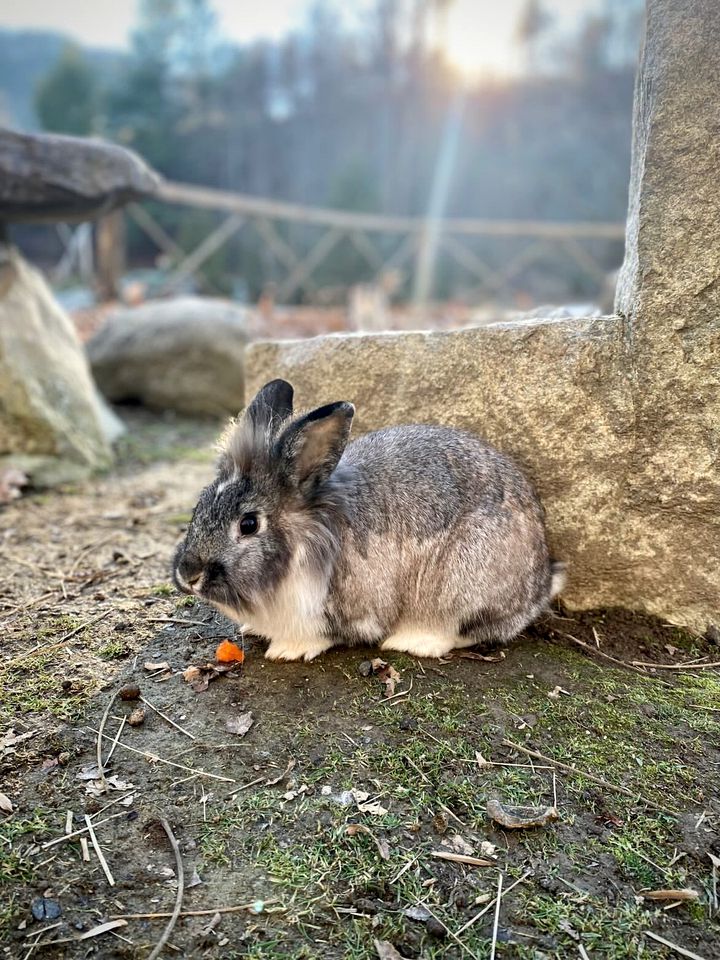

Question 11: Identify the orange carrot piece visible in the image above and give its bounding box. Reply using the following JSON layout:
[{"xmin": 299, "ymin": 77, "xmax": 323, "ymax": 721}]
[{"xmin": 215, "ymin": 639, "xmax": 245, "ymax": 664}]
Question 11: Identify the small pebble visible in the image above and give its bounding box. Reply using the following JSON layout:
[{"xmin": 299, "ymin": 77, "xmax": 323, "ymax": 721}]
[
  {"xmin": 30, "ymin": 897, "xmax": 61, "ymax": 922},
  {"xmin": 358, "ymin": 661, "xmax": 373, "ymax": 678},
  {"xmin": 119, "ymin": 685, "xmax": 141, "ymax": 701},
  {"xmin": 128, "ymin": 707, "xmax": 146, "ymax": 727},
  {"xmin": 399, "ymin": 716, "xmax": 418, "ymax": 731},
  {"xmin": 426, "ymin": 917, "xmax": 447, "ymax": 938}
]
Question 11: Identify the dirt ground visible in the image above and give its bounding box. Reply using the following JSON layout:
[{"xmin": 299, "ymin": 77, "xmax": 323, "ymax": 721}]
[{"xmin": 1, "ymin": 409, "xmax": 719, "ymax": 960}]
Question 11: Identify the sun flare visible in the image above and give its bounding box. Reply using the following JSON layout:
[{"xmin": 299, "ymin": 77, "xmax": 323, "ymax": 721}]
[{"xmin": 440, "ymin": 0, "xmax": 522, "ymax": 79}]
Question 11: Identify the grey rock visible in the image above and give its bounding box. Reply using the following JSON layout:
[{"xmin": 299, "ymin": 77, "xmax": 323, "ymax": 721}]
[
  {"xmin": 0, "ymin": 129, "xmax": 160, "ymax": 223},
  {"xmin": 87, "ymin": 297, "xmax": 249, "ymax": 416},
  {"xmin": 0, "ymin": 247, "xmax": 114, "ymax": 486}
]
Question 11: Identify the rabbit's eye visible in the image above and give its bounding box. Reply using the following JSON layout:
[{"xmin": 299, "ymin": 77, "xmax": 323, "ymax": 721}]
[{"xmin": 239, "ymin": 513, "xmax": 259, "ymax": 536}]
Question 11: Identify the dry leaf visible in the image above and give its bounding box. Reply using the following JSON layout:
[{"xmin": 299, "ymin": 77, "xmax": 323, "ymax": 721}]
[
  {"xmin": 182, "ymin": 666, "xmax": 202, "ymax": 683},
  {"xmin": 76, "ymin": 764, "xmax": 103, "ymax": 781},
  {"xmin": 642, "ymin": 888, "xmax": 699, "ymax": 901},
  {"xmin": 0, "ymin": 791, "xmax": 13, "ymax": 814},
  {"xmin": 1, "ymin": 729, "xmax": 33, "ymax": 755},
  {"xmin": 265, "ymin": 759, "xmax": 296, "ymax": 786},
  {"xmin": 186, "ymin": 868, "xmax": 203, "ymax": 889},
  {"xmin": 442, "ymin": 834, "xmax": 474, "ymax": 857},
  {"xmin": 144, "ymin": 661, "xmax": 171, "ymax": 673},
  {"xmin": 374, "ymin": 939, "xmax": 408, "ymax": 960},
  {"xmin": 346, "ymin": 823, "xmax": 390, "ymax": 860},
  {"xmin": 487, "ymin": 798, "xmax": 559, "ymax": 830},
  {"xmin": 226, "ymin": 712, "xmax": 254, "ymax": 737},
  {"xmin": 86, "ymin": 775, "xmax": 135, "ymax": 798},
  {"xmin": 351, "ymin": 788, "xmax": 388, "ymax": 816},
  {"xmin": 370, "ymin": 658, "xmax": 402, "ymax": 697}
]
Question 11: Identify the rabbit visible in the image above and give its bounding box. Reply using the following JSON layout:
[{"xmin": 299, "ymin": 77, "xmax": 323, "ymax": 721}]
[{"xmin": 173, "ymin": 379, "xmax": 565, "ymax": 661}]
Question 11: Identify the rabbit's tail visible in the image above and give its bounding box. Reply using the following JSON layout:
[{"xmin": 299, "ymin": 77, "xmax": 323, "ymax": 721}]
[{"xmin": 549, "ymin": 560, "xmax": 567, "ymax": 599}]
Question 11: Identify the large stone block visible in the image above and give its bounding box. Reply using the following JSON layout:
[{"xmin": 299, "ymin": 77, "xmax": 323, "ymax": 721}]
[
  {"xmin": 87, "ymin": 297, "xmax": 249, "ymax": 417},
  {"xmin": 245, "ymin": 310, "xmax": 715, "ymax": 633},
  {"xmin": 0, "ymin": 247, "xmax": 115, "ymax": 485}
]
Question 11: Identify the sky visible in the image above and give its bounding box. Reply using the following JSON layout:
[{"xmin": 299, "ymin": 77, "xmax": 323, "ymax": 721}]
[{"xmin": 0, "ymin": 0, "xmax": 604, "ymax": 75}]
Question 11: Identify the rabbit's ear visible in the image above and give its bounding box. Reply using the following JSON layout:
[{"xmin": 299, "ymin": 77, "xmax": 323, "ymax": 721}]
[
  {"xmin": 244, "ymin": 379, "xmax": 294, "ymax": 431},
  {"xmin": 276, "ymin": 401, "xmax": 354, "ymax": 494},
  {"xmin": 219, "ymin": 380, "xmax": 294, "ymax": 476}
]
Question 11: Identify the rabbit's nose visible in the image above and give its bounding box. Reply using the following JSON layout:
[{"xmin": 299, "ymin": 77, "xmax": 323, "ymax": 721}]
[{"xmin": 176, "ymin": 556, "xmax": 205, "ymax": 592}]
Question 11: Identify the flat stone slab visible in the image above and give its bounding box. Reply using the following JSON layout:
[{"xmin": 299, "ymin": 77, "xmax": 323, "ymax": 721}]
[{"xmin": 0, "ymin": 129, "xmax": 160, "ymax": 223}]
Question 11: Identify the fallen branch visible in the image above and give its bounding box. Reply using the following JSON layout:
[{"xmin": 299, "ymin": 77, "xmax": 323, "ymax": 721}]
[
  {"xmin": 147, "ymin": 819, "xmax": 184, "ymax": 960},
  {"xmin": 84, "ymin": 814, "xmax": 114, "ymax": 886},
  {"xmin": 501, "ymin": 740, "xmax": 679, "ymax": 817}
]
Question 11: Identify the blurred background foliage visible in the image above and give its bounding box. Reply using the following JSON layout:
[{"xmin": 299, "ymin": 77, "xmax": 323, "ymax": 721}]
[{"xmin": 0, "ymin": 0, "xmax": 643, "ymax": 303}]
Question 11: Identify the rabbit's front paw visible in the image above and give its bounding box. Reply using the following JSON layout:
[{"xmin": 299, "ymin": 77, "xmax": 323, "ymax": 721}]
[
  {"xmin": 265, "ymin": 637, "xmax": 334, "ymax": 662},
  {"xmin": 381, "ymin": 629, "xmax": 456, "ymax": 659}
]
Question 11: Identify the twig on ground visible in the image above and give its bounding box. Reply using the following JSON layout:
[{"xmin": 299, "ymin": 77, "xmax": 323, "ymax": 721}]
[
  {"xmin": 558, "ymin": 632, "xmax": 671, "ymax": 684},
  {"xmin": 501, "ymin": 740, "xmax": 679, "ymax": 817},
  {"xmin": 111, "ymin": 900, "xmax": 281, "ymax": 921},
  {"xmin": 84, "ymin": 814, "xmax": 115, "ymax": 886},
  {"xmin": 430, "ymin": 851, "xmax": 495, "ymax": 867},
  {"xmin": 489, "ymin": 873, "xmax": 503, "ymax": 960},
  {"xmin": 644, "ymin": 931, "xmax": 709, "ymax": 960},
  {"xmin": 389, "ymin": 855, "xmax": 419, "ymax": 885},
  {"xmin": 147, "ymin": 818, "xmax": 184, "ymax": 960},
  {"xmin": 579, "ymin": 945, "xmax": 591, "ymax": 960},
  {"xmin": 631, "ymin": 659, "xmax": 720, "ymax": 671},
  {"xmin": 34, "ymin": 920, "xmax": 128, "ymax": 947},
  {"xmin": 89, "ymin": 727, "xmax": 236, "ymax": 783},
  {"xmin": 105, "ymin": 716, "xmax": 127, "ymax": 764},
  {"xmin": 148, "ymin": 617, "xmax": 213, "ymax": 628},
  {"xmin": 97, "ymin": 689, "xmax": 119, "ymax": 791},
  {"xmin": 420, "ymin": 903, "xmax": 481, "ymax": 960},
  {"xmin": 455, "ymin": 870, "xmax": 532, "ymax": 935},
  {"xmin": 140, "ymin": 695, "xmax": 196, "ymax": 740},
  {"xmin": 80, "ymin": 836, "xmax": 90, "ymax": 862},
  {"xmin": 41, "ymin": 811, "xmax": 128, "ymax": 850}
]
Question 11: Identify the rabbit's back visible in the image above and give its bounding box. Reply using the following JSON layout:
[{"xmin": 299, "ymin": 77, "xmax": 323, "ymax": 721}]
[{"xmin": 327, "ymin": 424, "xmax": 553, "ymax": 651}]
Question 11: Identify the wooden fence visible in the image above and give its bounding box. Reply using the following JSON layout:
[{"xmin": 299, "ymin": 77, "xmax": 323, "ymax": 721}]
[{"xmin": 72, "ymin": 179, "xmax": 626, "ymax": 305}]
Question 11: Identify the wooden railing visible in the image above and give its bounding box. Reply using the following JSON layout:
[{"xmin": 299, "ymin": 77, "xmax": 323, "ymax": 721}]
[{"xmin": 84, "ymin": 178, "xmax": 625, "ymax": 305}]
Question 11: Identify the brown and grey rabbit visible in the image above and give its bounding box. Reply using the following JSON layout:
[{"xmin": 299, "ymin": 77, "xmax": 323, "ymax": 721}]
[{"xmin": 173, "ymin": 379, "xmax": 565, "ymax": 661}]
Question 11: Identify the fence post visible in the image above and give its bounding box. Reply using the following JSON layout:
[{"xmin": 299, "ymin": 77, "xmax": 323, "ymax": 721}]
[{"xmin": 95, "ymin": 209, "xmax": 126, "ymax": 302}]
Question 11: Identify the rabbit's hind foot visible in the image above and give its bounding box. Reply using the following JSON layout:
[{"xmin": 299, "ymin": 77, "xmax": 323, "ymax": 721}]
[{"xmin": 381, "ymin": 627, "xmax": 463, "ymax": 659}]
